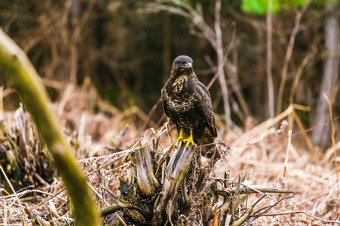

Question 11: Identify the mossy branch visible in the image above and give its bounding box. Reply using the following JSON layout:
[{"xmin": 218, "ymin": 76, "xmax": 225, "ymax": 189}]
[{"xmin": 0, "ymin": 29, "xmax": 100, "ymax": 225}]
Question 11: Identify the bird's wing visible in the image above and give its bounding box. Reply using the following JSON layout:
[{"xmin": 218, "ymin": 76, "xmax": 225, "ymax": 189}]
[
  {"xmin": 161, "ymin": 88, "xmax": 168, "ymax": 116},
  {"xmin": 194, "ymin": 81, "xmax": 217, "ymax": 137},
  {"xmin": 161, "ymin": 88, "xmax": 174, "ymax": 122}
]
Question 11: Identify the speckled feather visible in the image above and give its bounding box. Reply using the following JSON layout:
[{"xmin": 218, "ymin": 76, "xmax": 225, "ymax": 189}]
[{"xmin": 161, "ymin": 55, "xmax": 216, "ymax": 145}]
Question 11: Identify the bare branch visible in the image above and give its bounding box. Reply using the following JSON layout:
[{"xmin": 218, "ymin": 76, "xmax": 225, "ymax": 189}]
[
  {"xmin": 250, "ymin": 195, "xmax": 294, "ymax": 219},
  {"xmin": 289, "ymin": 45, "xmax": 317, "ymax": 105},
  {"xmin": 143, "ymin": 3, "xmax": 191, "ymax": 18},
  {"xmin": 214, "ymin": 185, "xmax": 293, "ymax": 197},
  {"xmin": 259, "ymin": 211, "xmax": 340, "ymax": 224},
  {"xmin": 276, "ymin": 0, "xmax": 311, "ymax": 114}
]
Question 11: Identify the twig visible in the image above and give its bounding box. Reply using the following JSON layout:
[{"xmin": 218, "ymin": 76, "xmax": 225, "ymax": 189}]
[
  {"xmin": 293, "ymin": 113, "xmax": 317, "ymax": 161},
  {"xmin": 115, "ymin": 213, "xmax": 128, "ymax": 226},
  {"xmin": 251, "ymin": 194, "xmax": 267, "ymax": 209},
  {"xmin": 86, "ymin": 182, "xmax": 110, "ymax": 206},
  {"xmin": 41, "ymin": 78, "xmax": 64, "ymax": 90},
  {"xmin": 251, "ymin": 195, "xmax": 294, "ymax": 219},
  {"xmin": 287, "ymin": 46, "xmax": 316, "ymax": 160},
  {"xmin": 283, "ymin": 127, "xmax": 293, "ymax": 178},
  {"xmin": 289, "ymin": 45, "xmax": 317, "ymax": 106},
  {"xmin": 259, "ymin": 211, "xmax": 340, "ymax": 224},
  {"xmin": 276, "ymin": 0, "xmax": 311, "ymax": 114},
  {"xmin": 0, "ymin": 189, "xmax": 66, "ymax": 202},
  {"xmin": 241, "ymin": 183, "xmax": 284, "ymax": 202},
  {"xmin": 231, "ymin": 206, "xmax": 253, "ymax": 226},
  {"xmin": 238, "ymin": 105, "xmax": 294, "ymax": 142},
  {"xmin": 213, "ymin": 184, "xmax": 293, "ymax": 197},
  {"xmin": 30, "ymin": 188, "xmax": 66, "ymax": 210},
  {"xmin": 207, "ymin": 68, "xmax": 221, "ymax": 90}
]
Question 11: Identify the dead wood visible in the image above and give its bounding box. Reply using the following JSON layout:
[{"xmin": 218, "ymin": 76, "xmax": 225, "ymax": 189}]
[{"xmin": 100, "ymin": 133, "xmax": 295, "ymax": 225}]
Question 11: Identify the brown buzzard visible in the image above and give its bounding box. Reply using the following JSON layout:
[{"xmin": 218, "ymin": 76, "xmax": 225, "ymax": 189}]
[{"xmin": 161, "ymin": 55, "xmax": 217, "ymax": 148}]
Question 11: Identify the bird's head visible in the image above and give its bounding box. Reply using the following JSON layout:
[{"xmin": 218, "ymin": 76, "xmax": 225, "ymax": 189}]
[{"xmin": 171, "ymin": 55, "xmax": 193, "ymax": 77}]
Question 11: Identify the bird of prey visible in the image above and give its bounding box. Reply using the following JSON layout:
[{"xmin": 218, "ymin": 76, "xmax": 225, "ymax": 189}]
[{"xmin": 161, "ymin": 55, "xmax": 217, "ymax": 148}]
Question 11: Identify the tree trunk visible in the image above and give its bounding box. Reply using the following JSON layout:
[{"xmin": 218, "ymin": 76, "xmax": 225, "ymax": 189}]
[
  {"xmin": 266, "ymin": 0, "xmax": 275, "ymax": 118},
  {"xmin": 312, "ymin": 2, "xmax": 339, "ymax": 148}
]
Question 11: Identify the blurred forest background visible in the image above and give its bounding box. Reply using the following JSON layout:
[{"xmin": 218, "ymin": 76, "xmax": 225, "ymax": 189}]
[{"xmin": 0, "ymin": 0, "xmax": 339, "ymax": 149}]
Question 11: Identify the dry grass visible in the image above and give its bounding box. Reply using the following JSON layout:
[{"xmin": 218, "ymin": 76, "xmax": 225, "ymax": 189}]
[
  {"xmin": 222, "ymin": 106, "xmax": 340, "ymax": 224},
  {"xmin": 0, "ymin": 86, "xmax": 339, "ymax": 225}
]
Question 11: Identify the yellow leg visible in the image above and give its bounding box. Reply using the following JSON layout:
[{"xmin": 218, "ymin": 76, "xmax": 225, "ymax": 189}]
[
  {"xmin": 183, "ymin": 131, "xmax": 195, "ymax": 147},
  {"xmin": 175, "ymin": 129, "xmax": 184, "ymax": 147}
]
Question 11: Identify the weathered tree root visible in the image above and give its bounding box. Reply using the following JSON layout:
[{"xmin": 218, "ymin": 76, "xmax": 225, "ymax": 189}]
[{"xmin": 100, "ymin": 138, "xmax": 293, "ymax": 225}]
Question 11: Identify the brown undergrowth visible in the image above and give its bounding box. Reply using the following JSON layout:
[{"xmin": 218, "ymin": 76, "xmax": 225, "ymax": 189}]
[{"xmin": 0, "ymin": 85, "xmax": 339, "ymax": 225}]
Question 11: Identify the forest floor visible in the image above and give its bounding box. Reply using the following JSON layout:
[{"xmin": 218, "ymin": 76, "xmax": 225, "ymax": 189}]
[{"xmin": 1, "ymin": 85, "xmax": 339, "ymax": 225}]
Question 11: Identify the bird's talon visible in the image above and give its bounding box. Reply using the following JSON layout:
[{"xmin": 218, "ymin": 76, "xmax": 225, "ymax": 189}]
[
  {"xmin": 175, "ymin": 130, "xmax": 184, "ymax": 147},
  {"xmin": 183, "ymin": 132, "xmax": 195, "ymax": 148}
]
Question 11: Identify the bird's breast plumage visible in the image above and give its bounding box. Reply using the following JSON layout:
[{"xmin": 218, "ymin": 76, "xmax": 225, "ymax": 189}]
[{"xmin": 163, "ymin": 76, "xmax": 195, "ymax": 113}]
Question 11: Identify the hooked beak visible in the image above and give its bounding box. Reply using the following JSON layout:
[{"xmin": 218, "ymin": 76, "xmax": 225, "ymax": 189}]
[{"xmin": 186, "ymin": 62, "xmax": 192, "ymax": 69}]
